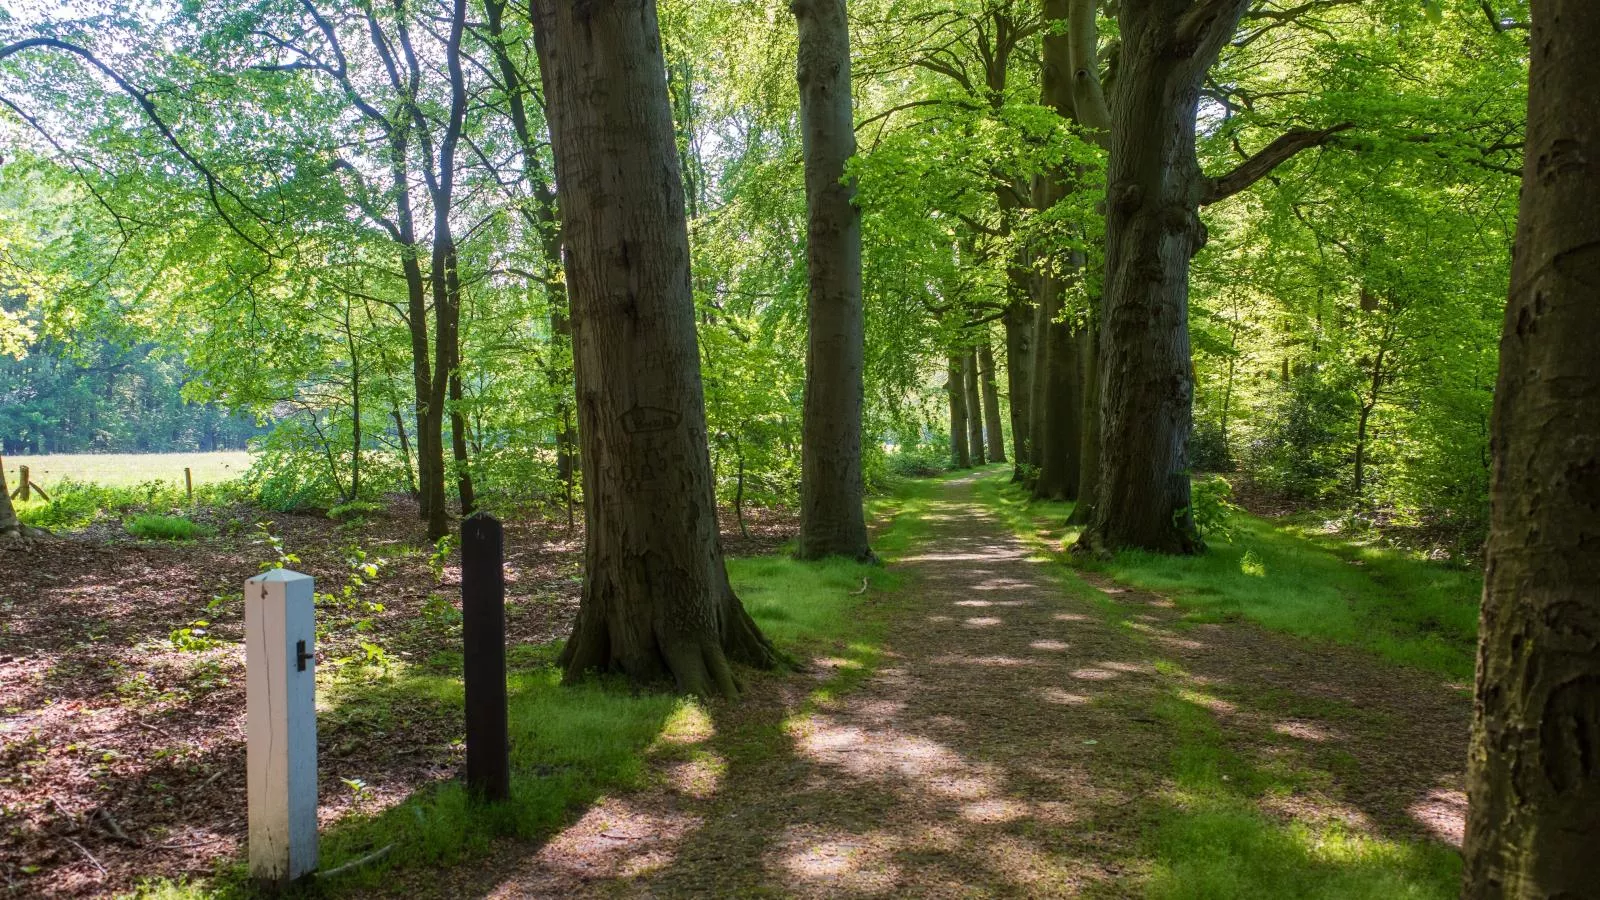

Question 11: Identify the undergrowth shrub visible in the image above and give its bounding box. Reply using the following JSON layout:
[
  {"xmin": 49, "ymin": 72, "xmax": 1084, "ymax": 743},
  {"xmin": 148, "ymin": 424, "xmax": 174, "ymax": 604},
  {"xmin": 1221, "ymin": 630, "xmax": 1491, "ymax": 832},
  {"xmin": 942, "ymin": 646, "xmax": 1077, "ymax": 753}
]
[
  {"xmin": 17, "ymin": 478, "xmax": 244, "ymax": 530},
  {"xmin": 1188, "ymin": 475, "xmax": 1239, "ymax": 542},
  {"xmin": 126, "ymin": 514, "xmax": 214, "ymax": 541},
  {"xmin": 883, "ymin": 443, "xmax": 949, "ymax": 479}
]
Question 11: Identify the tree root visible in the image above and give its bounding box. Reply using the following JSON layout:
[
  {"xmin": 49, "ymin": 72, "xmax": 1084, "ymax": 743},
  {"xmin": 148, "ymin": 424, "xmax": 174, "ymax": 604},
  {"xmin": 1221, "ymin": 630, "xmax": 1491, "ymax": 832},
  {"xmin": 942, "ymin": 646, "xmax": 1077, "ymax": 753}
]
[{"xmin": 0, "ymin": 524, "xmax": 51, "ymax": 546}]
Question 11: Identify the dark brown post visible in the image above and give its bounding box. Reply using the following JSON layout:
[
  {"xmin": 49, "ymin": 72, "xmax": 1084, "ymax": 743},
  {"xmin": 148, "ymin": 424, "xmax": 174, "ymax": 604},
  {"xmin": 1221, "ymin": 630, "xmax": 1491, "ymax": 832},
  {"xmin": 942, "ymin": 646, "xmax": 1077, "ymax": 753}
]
[{"xmin": 460, "ymin": 511, "xmax": 509, "ymax": 802}]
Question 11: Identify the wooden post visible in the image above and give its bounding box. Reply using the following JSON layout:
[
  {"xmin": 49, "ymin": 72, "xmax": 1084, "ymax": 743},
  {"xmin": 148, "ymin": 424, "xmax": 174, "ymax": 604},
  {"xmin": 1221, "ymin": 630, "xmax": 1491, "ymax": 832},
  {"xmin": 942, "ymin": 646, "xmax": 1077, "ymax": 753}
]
[
  {"xmin": 461, "ymin": 512, "xmax": 510, "ymax": 802},
  {"xmin": 17, "ymin": 466, "xmax": 29, "ymax": 501},
  {"xmin": 185, "ymin": 467, "xmax": 194, "ymax": 502},
  {"xmin": 246, "ymin": 569, "xmax": 318, "ymax": 885}
]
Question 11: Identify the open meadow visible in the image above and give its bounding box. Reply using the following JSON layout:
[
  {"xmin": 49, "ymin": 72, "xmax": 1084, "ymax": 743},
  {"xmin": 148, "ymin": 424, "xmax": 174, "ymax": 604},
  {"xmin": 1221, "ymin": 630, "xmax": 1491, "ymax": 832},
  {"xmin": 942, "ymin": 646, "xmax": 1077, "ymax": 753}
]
[{"xmin": 3, "ymin": 452, "xmax": 253, "ymax": 490}]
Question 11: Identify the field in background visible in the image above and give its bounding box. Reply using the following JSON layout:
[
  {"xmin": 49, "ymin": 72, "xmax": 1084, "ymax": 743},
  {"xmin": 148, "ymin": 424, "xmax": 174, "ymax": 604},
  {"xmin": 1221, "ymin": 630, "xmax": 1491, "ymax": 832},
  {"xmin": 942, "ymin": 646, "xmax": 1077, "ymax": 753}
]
[{"xmin": 2, "ymin": 451, "xmax": 253, "ymax": 488}]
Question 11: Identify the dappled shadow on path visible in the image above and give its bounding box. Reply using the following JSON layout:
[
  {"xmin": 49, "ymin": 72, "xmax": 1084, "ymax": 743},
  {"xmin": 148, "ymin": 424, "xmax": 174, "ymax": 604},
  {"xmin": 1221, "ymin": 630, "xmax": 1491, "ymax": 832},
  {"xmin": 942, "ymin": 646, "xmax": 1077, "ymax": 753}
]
[{"xmin": 446, "ymin": 474, "xmax": 1466, "ymax": 898}]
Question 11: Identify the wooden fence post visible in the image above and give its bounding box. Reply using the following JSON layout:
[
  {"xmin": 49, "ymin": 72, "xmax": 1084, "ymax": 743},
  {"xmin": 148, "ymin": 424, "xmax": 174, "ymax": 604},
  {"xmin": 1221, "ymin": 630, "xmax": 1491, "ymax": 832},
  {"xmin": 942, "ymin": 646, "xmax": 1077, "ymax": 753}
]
[
  {"xmin": 461, "ymin": 512, "xmax": 510, "ymax": 802},
  {"xmin": 17, "ymin": 466, "xmax": 28, "ymax": 501},
  {"xmin": 185, "ymin": 467, "xmax": 194, "ymax": 502},
  {"xmin": 246, "ymin": 569, "xmax": 318, "ymax": 885}
]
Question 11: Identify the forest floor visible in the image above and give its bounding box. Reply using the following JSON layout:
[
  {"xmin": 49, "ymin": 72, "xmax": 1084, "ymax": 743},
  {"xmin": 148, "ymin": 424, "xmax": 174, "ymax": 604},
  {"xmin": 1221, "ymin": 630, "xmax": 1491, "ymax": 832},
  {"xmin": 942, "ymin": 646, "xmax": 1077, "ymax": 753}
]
[
  {"xmin": 2, "ymin": 469, "xmax": 1472, "ymax": 898},
  {"xmin": 0, "ymin": 498, "xmax": 796, "ymax": 898},
  {"xmin": 393, "ymin": 469, "xmax": 1470, "ymax": 899}
]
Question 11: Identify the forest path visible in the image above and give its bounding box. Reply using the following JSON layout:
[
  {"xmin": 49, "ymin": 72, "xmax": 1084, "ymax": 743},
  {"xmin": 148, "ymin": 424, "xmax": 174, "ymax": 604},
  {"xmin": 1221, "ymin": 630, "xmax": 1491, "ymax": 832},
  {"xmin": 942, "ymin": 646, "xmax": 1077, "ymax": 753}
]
[{"xmin": 438, "ymin": 471, "xmax": 1469, "ymax": 898}]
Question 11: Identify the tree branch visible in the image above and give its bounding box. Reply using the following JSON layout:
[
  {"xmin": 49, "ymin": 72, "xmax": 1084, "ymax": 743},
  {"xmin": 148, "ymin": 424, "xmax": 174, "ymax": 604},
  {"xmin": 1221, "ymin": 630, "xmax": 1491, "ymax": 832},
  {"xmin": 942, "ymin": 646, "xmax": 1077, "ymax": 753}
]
[
  {"xmin": 1200, "ymin": 123, "xmax": 1352, "ymax": 205},
  {"xmin": 1479, "ymin": 1, "xmax": 1529, "ymax": 31},
  {"xmin": 0, "ymin": 37, "xmax": 279, "ymax": 260}
]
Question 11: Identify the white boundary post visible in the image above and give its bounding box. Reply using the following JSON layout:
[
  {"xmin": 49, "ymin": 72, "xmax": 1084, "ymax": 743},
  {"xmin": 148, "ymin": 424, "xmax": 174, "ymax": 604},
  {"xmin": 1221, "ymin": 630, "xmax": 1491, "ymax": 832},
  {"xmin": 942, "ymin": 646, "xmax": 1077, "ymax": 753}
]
[{"xmin": 246, "ymin": 569, "xmax": 318, "ymax": 884}]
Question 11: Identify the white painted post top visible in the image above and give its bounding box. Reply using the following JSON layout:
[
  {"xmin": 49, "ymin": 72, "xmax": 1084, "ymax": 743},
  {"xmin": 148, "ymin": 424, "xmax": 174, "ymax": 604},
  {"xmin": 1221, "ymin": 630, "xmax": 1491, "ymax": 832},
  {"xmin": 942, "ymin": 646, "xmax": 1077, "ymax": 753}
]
[{"xmin": 249, "ymin": 568, "xmax": 315, "ymax": 585}]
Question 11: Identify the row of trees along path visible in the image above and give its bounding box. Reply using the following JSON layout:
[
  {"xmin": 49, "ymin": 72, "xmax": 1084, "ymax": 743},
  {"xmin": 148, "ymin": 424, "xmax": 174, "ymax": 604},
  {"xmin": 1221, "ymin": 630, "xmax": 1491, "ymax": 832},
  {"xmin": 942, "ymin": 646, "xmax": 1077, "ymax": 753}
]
[{"xmin": 0, "ymin": 0, "xmax": 1595, "ymax": 892}]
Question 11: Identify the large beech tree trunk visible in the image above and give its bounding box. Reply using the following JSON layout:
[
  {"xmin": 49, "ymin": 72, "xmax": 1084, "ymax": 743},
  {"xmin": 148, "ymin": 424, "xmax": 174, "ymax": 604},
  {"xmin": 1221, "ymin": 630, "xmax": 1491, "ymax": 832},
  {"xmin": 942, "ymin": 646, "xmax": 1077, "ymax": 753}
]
[
  {"xmin": 1074, "ymin": 0, "xmax": 1247, "ymax": 555},
  {"xmin": 1463, "ymin": 3, "xmax": 1600, "ymax": 894},
  {"xmin": 793, "ymin": 0, "xmax": 872, "ymax": 562},
  {"xmin": 948, "ymin": 355, "xmax": 972, "ymax": 468},
  {"xmin": 964, "ymin": 347, "xmax": 987, "ymax": 466},
  {"xmin": 978, "ymin": 338, "xmax": 1006, "ymax": 462},
  {"xmin": 531, "ymin": 0, "xmax": 778, "ymax": 697}
]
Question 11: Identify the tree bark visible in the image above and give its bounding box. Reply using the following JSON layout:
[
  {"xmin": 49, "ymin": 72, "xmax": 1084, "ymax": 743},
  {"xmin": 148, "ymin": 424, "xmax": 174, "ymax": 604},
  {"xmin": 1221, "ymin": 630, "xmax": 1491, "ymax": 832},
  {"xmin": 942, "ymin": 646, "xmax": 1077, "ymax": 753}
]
[
  {"xmin": 1065, "ymin": 325, "xmax": 1101, "ymax": 526},
  {"xmin": 978, "ymin": 338, "xmax": 1007, "ymax": 462},
  {"xmin": 793, "ymin": 0, "xmax": 872, "ymax": 562},
  {"xmin": 1030, "ymin": 272, "xmax": 1080, "ymax": 500},
  {"xmin": 426, "ymin": 1, "xmax": 475, "ymax": 524},
  {"xmin": 531, "ymin": 0, "xmax": 778, "ymax": 697},
  {"xmin": 1026, "ymin": 271, "xmax": 1052, "ymax": 482},
  {"xmin": 1463, "ymin": 2, "xmax": 1600, "ymax": 895},
  {"xmin": 1033, "ymin": 0, "xmax": 1084, "ymax": 504},
  {"xmin": 964, "ymin": 346, "xmax": 987, "ymax": 466},
  {"xmin": 1002, "ymin": 197, "xmax": 1035, "ymax": 482},
  {"xmin": 948, "ymin": 354, "xmax": 972, "ymax": 468},
  {"xmin": 1034, "ymin": 320, "xmax": 1081, "ymax": 501},
  {"xmin": 1074, "ymin": 0, "xmax": 1249, "ymax": 556}
]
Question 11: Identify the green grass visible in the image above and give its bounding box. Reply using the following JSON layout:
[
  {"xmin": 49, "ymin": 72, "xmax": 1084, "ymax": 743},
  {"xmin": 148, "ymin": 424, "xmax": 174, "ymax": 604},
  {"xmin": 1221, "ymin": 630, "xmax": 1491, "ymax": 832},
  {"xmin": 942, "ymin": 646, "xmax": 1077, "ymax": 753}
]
[
  {"xmin": 4, "ymin": 451, "xmax": 252, "ymax": 489},
  {"xmin": 971, "ymin": 471, "xmax": 1482, "ymax": 680},
  {"xmin": 1141, "ymin": 667, "xmax": 1460, "ymax": 900},
  {"xmin": 123, "ymin": 477, "xmax": 931, "ymax": 899},
  {"xmin": 125, "ymin": 514, "xmax": 215, "ymax": 541}
]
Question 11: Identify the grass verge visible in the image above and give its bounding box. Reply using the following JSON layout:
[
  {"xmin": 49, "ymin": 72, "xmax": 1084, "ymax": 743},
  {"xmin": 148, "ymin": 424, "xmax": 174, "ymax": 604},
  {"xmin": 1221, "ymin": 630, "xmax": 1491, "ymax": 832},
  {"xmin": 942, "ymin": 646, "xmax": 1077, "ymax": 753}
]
[
  {"xmin": 970, "ymin": 471, "xmax": 1480, "ymax": 680},
  {"xmin": 962, "ymin": 471, "xmax": 1462, "ymax": 898},
  {"xmin": 1141, "ymin": 663, "xmax": 1460, "ymax": 900}
]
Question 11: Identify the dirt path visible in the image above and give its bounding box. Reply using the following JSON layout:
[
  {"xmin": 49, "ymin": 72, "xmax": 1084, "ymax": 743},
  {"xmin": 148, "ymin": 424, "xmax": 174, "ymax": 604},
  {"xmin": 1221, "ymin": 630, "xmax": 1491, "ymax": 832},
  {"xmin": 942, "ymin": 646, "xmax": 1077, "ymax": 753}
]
[{"xmin": 404, "ymin": 474, "xmax": 1471, "ymax": 898}]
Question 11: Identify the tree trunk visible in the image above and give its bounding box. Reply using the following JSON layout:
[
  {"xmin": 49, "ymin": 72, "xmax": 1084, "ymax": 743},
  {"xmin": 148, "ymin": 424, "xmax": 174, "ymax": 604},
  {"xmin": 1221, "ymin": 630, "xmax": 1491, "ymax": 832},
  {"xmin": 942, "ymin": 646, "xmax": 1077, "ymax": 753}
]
[
  {"xmin": 398, "ymin": 175, "xmax": 443, "ymax": 533},
  {"xmin": 392, "ymin": 404, "xmax": 418, "ymax": 499},
  {"xmin": 1033, "ymin": 0, "xmax": 1084, "ymax": 504},
  {"xmin": 531, "ymin": 0, "xmax": 778, "ymax": 698},
  {"xmin": 1033, "ymin": 312, "xmax": 1081, "ymax": 501},
  {"xmin": 1353, "ymin": 341, "xmax": 1387, "ymax": 502},
  {"xmin": 1030, "ymin": 265, "xmax": 1081, "ymax": 499},
  {"xmin": 1026, "ymin": 268, "xmax": 1052, "ymax": 482},
  {"xmin": 947, "ymin": 354, "xmax": 972, "ymax": 468},
  {"xmin": 978, "ymin": 338, "xmax": 1006, "ymax": 462},
  {"xmin": 964, "ymin": 347, "xmax": 986, "ymax": 466},
  {"xmin": 1000, "ymin": 190, "xmax": 1034, "ymax": 483},
  {"xmin": 793, "ymin": 0, "xmax": 872, "ymax": 562},
  {"xmin": 1065, "ymin": 325, "xmax": 1101, "ymax": 526},
  {"xmin": 426, "ymin": 3, "xmax": 475, "ymax": 527},
  {"xmin": 1462, "ymin": 3, "xmax": 1600, "ymax": 895},
  {"xmin": 1074, "ymin": 0, "xmax": 1247, "ymax": 555},
  {"xmin": 346, "ymin": 307, "xmax": 362, "ymax": 501},
  {"xmin": 0, "ymin": 457, "xmax": 18, "ymax": 537}
]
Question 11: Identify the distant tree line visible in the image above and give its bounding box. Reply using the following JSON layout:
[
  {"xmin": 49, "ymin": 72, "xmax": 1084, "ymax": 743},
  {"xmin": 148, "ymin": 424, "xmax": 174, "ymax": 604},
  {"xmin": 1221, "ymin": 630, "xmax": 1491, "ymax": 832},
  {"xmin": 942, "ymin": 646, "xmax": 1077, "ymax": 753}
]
[{"xmin": 0, "ymin": 338, "xmax": 262, "ymax": 455}]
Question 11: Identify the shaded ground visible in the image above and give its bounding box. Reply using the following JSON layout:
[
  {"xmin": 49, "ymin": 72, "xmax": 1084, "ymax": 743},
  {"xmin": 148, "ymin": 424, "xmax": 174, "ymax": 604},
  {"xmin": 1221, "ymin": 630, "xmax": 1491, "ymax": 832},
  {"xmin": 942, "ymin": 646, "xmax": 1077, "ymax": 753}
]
[
  {"xmin": 2, "ymin": 474, "xmax": 1470, "ymax": 897},
  {"xmin": 0, "ymin": 500, "xmax": 794, "ymax": 898},
  {"xmin": 397, "ymin": 473, "xmax": 1470, "ymax": 898}
]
